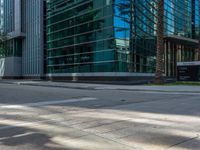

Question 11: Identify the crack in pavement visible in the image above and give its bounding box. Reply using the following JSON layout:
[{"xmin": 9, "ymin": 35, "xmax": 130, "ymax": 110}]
[{"xmin": 167, "ymin": 135, "xmax": 199, "ymax": 149}]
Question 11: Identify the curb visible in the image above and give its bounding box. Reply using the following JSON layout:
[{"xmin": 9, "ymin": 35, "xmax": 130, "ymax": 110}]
[{"xmin": 1, "ymin": 81, "xmax": 200, "ymax": 94}]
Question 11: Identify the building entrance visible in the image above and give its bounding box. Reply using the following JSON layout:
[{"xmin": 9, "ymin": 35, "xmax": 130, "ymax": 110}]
[{"xmin": 164, "ymin": 36, "xmax": 198, "ymax": 77}]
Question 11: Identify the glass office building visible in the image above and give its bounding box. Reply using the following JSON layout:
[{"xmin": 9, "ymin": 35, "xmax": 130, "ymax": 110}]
[
  {"xmin": 1, "ymin": 0, "xmax": 199, "ymax": 79},
  {"xmin": 0, "ymin": 0, "xmax": 45, "ymax": 78},
  {"xmin": 47, "ymin": 0, "xmax": 116, "ymax": 75},
  {"xmin": 46, "ymin": 0, "xmax": 200, "ymax": 79}
]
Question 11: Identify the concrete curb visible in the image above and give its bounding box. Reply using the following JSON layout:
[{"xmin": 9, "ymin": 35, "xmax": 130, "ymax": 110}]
[{"xmin": 1, "ymin": 80, "xmax": 200, "ymax": 94}]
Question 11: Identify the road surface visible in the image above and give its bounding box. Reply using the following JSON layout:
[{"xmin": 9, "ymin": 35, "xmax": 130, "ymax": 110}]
[{"xmin": 0, "ymin": 83, "xmax": 199, "ymax": 150}]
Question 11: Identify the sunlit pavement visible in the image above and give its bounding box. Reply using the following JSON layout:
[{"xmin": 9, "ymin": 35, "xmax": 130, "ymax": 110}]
[{"xmin": 0, "ymin": 83, "xmax": 200, "ymax": 150}]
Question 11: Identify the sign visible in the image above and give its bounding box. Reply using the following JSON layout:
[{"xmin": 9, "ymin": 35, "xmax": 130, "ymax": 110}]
[
  {"xmin": 177, "ymin": 62, "xmax": 200, "ymax": 81},
  {"xmin": 177, "ymin": 61, "xmax": 200, "ymax": 66}
]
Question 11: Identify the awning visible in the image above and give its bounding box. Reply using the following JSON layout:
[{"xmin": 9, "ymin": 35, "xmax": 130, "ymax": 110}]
[{"xmin": 164, "ymin": 35, "xmax": 198, "ymax": 47}]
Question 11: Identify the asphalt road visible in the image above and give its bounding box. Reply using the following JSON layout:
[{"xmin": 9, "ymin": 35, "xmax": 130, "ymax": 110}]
[{"xmin": 0, "ymin": 83, "xmax": 199, "ymax": 150}]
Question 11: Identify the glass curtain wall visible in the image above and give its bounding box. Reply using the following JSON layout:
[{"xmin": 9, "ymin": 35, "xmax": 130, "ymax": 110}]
[
  {"xmin": 46, "ymin": 0, "xmax": 199, "ymax": 75},
  {"xmin": 114, "ymin": 0, "xmax": 157, "ymax": 73},
  {"xmin": 114, "ymin": 0, "xmax": 199, "ymax": 74},
  {"xmin": 47, "ymin": 0, "xmax": 115, "ymax": 73},
  {"xmin": 164, "ymin": 0, "xmax": 199, "ymax": 38}
]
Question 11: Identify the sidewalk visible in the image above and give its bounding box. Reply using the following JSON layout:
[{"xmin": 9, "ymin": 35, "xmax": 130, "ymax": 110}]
[{"xmin": 0, "ymin": 79, "xmax": 200, "ymax": 93}]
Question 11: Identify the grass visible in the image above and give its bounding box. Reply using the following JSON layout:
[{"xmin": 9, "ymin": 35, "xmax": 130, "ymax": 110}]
[
  {"xmin": 166, "ymin": 81, "xmax": 200, "ymax": 86},
  {"xmin": 147, "ymin": 81, "xmax": 200, "ymax": 86}
]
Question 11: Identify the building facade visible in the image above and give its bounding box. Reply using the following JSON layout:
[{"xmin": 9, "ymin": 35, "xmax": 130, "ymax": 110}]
[
  {"xmin": 46, "ymin": 0, "xmax": 200, "ymax": 80},
  {"xmin": 46, "ymin": 0, "xmax": 120, "ymax": 80},
  {"xmin": 0, "ymin": 0, "xmax": 199, "ymax": 80},
  {"xmin": 0, "ymin": 0, "xmax": 45, "ymax": 78}
]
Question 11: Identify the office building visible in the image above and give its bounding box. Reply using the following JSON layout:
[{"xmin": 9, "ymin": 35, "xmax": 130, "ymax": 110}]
[
  {"xmin": 0, "ymin": 0, "xmax": 199, "ymax": 80},
  {"xmin": 46, "ymin": 0, "xmax": 200, "ymax": 80},
  {"xmin": 0, "ymin": 0, "xmax": 45, "ymax": 78}
]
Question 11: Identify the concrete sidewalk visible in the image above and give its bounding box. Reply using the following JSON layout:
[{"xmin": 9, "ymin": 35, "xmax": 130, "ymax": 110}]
[{"xmin": 1, "ymin": 79, "xmax": 200, "ymax": 93}]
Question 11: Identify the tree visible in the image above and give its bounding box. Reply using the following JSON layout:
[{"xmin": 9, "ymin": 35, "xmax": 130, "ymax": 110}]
[
  {"xmin": 198, "ymin": 1, "xmax": 200, "ymax": 61},
  {"xmin": 198, "ymin": 35, "xmax": 200, "ymax": 60},
  {"xmin": 0, "ymin": 32, "xmax": 8, "ymax": 57},
  {"xmin": 154, "ymin": 0, "xmax": 164, "ymax": 84},
  {"xmin": 196, "ymin": 0, "xmax": 200, "ymax": 61}
]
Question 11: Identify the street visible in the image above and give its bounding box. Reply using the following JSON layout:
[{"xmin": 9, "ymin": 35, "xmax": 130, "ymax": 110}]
[{"xmin": 0, "ymin": 82, "xmax": 200, "ymax": 150}]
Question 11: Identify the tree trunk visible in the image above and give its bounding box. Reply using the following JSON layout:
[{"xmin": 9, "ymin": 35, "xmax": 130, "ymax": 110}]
[
  {"xmin": 198, "ymin": 0, "xmax": 200, "ymax": 61},
  {"xmin": 198, "ymin": 37, "xmax": 200, "ymax": 60},
  {"xmin": 154, "ymin": 0, "xmax": 164, "ymax": 84}
]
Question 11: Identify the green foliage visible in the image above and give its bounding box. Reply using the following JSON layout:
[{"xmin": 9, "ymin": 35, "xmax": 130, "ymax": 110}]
[
  {"xmin": 0, "ymin": 33, "xmax": 8, "ymax": 57},
  {"xmin": 148, "ymin": 82, "xmax": 200, "ymax": 86},
  {"xmin": 166, "ymin": 82, "xmax": 200, "ymax": 86}
]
